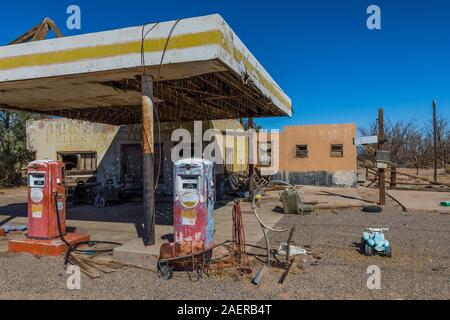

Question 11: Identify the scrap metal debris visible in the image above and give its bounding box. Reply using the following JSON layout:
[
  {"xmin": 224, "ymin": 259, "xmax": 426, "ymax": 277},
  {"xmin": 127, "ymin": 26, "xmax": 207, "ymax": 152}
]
[
  {"xmin": 232, "ymin": 201, "xmax": 252, "ymax": 274},
  {"xmin": 277, "ymin": 243, "xmax": 307, "ymax": 257}
]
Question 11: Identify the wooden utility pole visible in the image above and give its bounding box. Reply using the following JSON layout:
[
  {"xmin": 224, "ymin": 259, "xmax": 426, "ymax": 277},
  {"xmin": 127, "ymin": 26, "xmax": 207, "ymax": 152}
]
[
  {"xmin": 433, "ymin": 100, "xmax": 438, "ymax": 182},
  {"xmin": 390, "ymin": 166, "xmax": 397, "ymax": 188},
  {"xmin": 378, "ymin": 108, "xmax": 386, "ymax": 205},
  {"xmin": 248, "ymin": 118, "xmax": 255, "ymax": 200},
  {"xmin": 142, "ymin": 75, "xmax": 155, "ymax": 246}
]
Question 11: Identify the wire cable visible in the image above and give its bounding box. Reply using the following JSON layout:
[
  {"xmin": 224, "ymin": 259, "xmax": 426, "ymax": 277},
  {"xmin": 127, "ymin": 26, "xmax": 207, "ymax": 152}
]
[{"xmin": 140, "ymin": 19, "xmax": 182, "ymax": 192}]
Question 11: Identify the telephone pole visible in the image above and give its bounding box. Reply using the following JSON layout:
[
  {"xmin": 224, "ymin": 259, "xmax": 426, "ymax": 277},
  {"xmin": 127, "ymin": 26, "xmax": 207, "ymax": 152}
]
[
  {"xmin": 248, "ymin": 118, "xmax": 255, "ymax": 200},
  {"xmin": 378, "ymin": 108, "xmax": 386, "ymax": 205},
  {"xmin": 433, "ymin": 100, "xmax": 438, "ymax": 182}
]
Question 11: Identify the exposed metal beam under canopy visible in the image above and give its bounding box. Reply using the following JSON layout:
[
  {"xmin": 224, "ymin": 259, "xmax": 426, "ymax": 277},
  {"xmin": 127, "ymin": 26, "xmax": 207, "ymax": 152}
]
[{"xmin": 0, "ymin": 14, "xmax": 292, "ymax": 125}]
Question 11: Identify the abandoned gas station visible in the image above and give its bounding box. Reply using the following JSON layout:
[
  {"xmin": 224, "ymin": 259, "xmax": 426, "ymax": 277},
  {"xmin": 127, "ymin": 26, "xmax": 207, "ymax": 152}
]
[{"xmin": 0, "ymin": 14, "xmax": 292, "ymax": 268}]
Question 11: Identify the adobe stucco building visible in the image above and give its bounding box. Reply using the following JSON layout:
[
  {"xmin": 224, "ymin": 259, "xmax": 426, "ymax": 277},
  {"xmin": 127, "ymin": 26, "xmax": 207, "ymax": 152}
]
[{"xmin": 268, "ymin": 124, "xmax": 357, "ymax": 187}]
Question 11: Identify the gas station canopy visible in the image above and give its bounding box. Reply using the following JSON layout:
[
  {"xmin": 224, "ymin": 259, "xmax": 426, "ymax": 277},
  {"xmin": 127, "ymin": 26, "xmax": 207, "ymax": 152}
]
[{"xmin": 0, "ymin": 14, "xmax": 292, "ymax": 125}]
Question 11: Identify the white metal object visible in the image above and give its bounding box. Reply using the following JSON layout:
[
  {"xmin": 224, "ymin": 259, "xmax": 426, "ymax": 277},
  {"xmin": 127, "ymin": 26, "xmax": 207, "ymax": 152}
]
[
  {"xmin": 364, "ymin": 228, "xmax": 389, "ymax": 233},
  {"xmin": 355, "ymin": 136, "xmax": 378, "ymax": 145},
  {"xmin": 277, "ymin": 243, "xmax": 307, "ymax": 257},
  {"xmin": 376, "ymin": 162, "xmax": 388, "ymax": 169}
]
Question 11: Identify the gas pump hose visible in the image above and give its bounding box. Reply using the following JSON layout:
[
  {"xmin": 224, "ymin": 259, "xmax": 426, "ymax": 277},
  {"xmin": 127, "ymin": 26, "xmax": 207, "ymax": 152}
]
[
  {"xmin": 53, "ymin": 193, "xmax": 122, "ymax": 266},
  {"xmin": 54, "ymin": 193, "xmax": 72, "ymax": 249}
]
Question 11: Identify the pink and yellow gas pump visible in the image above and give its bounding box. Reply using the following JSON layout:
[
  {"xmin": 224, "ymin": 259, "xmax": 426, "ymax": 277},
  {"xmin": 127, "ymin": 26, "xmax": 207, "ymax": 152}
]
[{"xmin": 173, "ymin": 158, "xmax": 215, "ymax": 249}]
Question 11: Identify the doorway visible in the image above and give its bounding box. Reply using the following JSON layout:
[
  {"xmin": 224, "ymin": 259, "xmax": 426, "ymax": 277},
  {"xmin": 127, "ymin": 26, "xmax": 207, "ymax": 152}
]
[{"xmin": 121, "ymin": 144, "xmax": 143, "ymax": 183}]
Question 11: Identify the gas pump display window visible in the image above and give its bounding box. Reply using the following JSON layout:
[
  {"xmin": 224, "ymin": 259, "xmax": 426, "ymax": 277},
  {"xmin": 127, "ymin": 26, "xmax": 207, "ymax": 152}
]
[
  {"xmin": 28, "ymin": 173, "xmax": 46, "ymax": 188},
  {"xmin": 178, "ymin": 176, "xmax": 200, "ymax": 192},
  {"xmin": 183, "ymin": 183, "xmax": 198, "ymax": 190}
]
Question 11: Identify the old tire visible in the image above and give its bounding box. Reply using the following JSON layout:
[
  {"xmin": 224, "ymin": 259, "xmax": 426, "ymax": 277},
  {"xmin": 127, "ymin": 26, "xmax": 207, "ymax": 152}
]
[
  {"xmin": 365, "ymin": 244, "xmax": 373, "ymax": 256},
  {"xmin": 159, "ymin": 265, "xmax": 173, "ymax": 281},
  {"xmin": 360, "ymin": 238, "xmax": 366, "ymax": 254},
  {"xmin": 362, "ymin": 206, "xmax": 383, "ymax": 213},
  {"xmin": 99, "ymin": 198, "xmax": 106, "ymax": 208},
  {"xmin": 385, "ymin": 246, "xmax": 392, "ymax": 258}
]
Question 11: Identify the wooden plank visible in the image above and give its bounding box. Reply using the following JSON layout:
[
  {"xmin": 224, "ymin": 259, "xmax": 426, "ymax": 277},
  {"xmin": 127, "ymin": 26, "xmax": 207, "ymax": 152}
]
[
  {"xmin": 82, "ymin": 259, "xmax": 118, "ymax": 274},
  {"xmin": 68, "ymin": 254, "xmax": 102, "ymax": 279}
]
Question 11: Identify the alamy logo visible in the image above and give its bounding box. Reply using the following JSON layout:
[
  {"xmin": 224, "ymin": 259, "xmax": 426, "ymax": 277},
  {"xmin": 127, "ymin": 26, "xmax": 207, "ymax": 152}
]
[
  {"xmin": 67, "ymin": 5, "xmax": 81, "ymax": 30},
  {"xmin": 66, "ymin": 265, "xmax": 81, "ymax": 290},
  {"xmin": 170, "ymin": 122, "xmax": 280, "ymax": 176},
  {"xmin": 366, "ymin": 265, "xmax": 381, "ymax": 290},
  {"xmin": 367, "ymin": 5, "xmax": 381, "ymax": 30}
]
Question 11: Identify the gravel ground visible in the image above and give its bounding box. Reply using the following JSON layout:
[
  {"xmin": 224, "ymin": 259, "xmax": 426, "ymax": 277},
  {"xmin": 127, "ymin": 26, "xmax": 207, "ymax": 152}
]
[{"xmin": 0, "ymin": 206, "xmax": 448, "ymax": 300}]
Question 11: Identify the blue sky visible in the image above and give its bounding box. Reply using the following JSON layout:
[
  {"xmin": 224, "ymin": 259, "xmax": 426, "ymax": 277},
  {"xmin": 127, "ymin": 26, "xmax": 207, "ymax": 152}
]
[{"xmin": 1, "ymin": 0, "xmax": 449, "ymax": 132}]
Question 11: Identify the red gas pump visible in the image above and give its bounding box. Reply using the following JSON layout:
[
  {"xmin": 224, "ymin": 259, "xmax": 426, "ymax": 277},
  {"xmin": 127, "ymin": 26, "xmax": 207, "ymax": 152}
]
[
  {"xmin": 9, "ymin": 160, "xmax": 89, "ymax": 256},
  {"xmin": 27, "ymin": 160, "xmax": 66, "ymax": 239}
]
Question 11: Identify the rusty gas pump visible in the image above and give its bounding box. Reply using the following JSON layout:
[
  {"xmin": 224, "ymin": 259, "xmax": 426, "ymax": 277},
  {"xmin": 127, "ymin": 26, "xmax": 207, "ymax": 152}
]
[{"xmin": 9, "ymin": 160, "xmax": 89, "ymax": 256}]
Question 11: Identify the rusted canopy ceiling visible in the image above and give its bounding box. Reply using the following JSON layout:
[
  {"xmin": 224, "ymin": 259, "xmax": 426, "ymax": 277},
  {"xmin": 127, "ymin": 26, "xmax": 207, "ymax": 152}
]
[
  {"xmin": 0, "ymin": 14, "xmax": 292, "ymax": 125},
  {"xmin": 1, "ymin": 67, "xmax": 285, "ymax": 125}
]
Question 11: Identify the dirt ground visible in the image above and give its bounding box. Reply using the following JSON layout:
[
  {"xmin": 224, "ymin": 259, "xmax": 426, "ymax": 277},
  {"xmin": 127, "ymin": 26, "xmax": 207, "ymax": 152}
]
[
  {"xmin": 359, "ymin": 168, "xmax": 450, "ymax": 188},
  {"xmin": 0, "ymin": 187, "xmax": 449, "ymax": 300}
]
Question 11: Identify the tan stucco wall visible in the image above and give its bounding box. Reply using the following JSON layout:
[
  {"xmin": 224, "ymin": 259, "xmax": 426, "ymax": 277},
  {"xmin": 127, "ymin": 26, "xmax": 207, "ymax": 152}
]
[
  {"xmin": 27, "ymin": 119, "xmax": 121, "ymax": 163},
  {"xmin": 278, "ymin": 124, "xmax": 357, "ymax": 172}
]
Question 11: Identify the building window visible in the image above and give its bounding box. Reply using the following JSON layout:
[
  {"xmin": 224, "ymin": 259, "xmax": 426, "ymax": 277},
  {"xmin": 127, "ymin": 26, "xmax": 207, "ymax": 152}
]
[
  {"xmin": 294, "ymin": 145, "xmax": 309, "ymax": 158},
  {"xmin": 57, "ymin": 151, "xmax": 97, "ymax": 173},
  {"xmin": 331, "ymin": 144, "xmax": 344, "ymax": 157}
]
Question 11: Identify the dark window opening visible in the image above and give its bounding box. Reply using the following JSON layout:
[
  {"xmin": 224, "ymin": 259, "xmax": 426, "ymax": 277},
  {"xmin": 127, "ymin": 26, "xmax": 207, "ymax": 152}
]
[
  {"xmin": 57, "ymin": 152, "xmax": 97, "ymax": 174},
  {"xmin": 331, "ymin": 144, "xmax": 344, "ymax": 157},
  {"xmin": 294, "ymin": 145, "xmax": 309, "ymax": 158}
]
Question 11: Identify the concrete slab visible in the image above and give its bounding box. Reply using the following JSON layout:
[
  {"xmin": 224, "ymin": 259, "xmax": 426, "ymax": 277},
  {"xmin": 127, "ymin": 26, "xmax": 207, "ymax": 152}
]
[
  {"xmin": 113, "ymin": 239, "xmax": 161, "ymax": 272},
  {"xmin": 261, "ymin": 186, "xmax": 373, "ymax": 211},
  {"xmin": 0, "ymin": 188, "xmax": 285, "ymax": 268},
  {"xmin": 8, "ymin": 232, "xmax": 90, "ymax": 257},
  {"xmin": 300, "ymin": 186, "xmax": 371, "ymax": 208},
  {"xmin": 113, "ymin": 202, "xmax": 285, "ymax": 269},
  {"xmin": 387, "ymin": 190, "xmax": 450, "ymax": 213}
]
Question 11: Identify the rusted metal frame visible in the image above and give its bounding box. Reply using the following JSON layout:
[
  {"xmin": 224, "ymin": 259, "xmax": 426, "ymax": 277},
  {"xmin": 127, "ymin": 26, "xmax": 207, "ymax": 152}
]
[
  {"xmin": 185, "ymin": 74, "xmax": 253, "ymax": 117},
  {"xmin": 157, "ymin": 99, "xmax": 195, "ymax": 122},
  {"xmin": 214, "ymin": 72, "xmax": 270, "ymax": 116},
  {"xmin": 223, "ymin": 75, "xmax": 272, "ymax": 113},
  {"xmin": 162, "ymin": 83, "xmax": 236, "ymax": 120},
  {"xmin": 0, "ymin": 103, "xmax": 142, "ymax": 125},
  {"xmin": 164, "ymin": 84, "xmax": 244, "ymax": 102},
  {"xmin": 159, "ymin": 85, "xmax": 212, "ymax": 118},
  {"xmin": 193, "ymin": 75, "xmax": 253, "ymax": 117},
  {"xmin": 218, "ymin": 71, "xmax": 273, "ymax": 109},
  {"xmin": 66, "ymin": 106, "xmax": 141, "ymax": 124},
  {"xmin": 159, "ymin": 86, "xmax": 220, "ymax": 120},
  {"xmin": 57, "ymin": 107, "xmax": 139, "ymax": 125}
]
